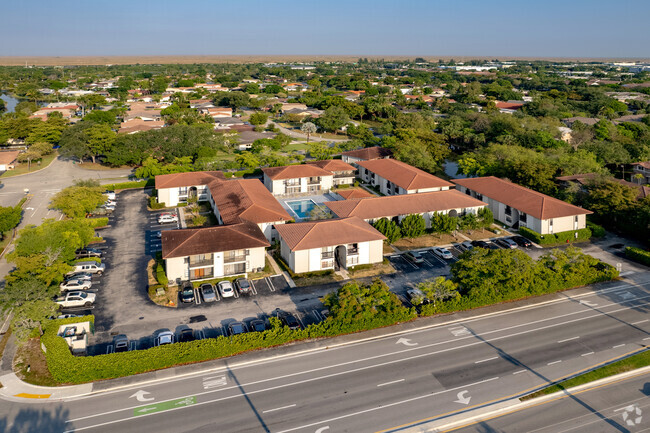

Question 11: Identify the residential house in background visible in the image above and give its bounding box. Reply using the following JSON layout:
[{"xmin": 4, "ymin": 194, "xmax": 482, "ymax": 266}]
[
  {"xmin": 324, "ymin": 190, "xmax": 486, "ymax": 227},
  {"xmin": 262, "ymin": 164, "xmax": 335, "ymax": 196},
  {"xmin": 275, "ymin": 217, "xmax": 385, "ymax": 274},
  {"xmin": 556, "ymin": 173, "xmax": 650, "ymax": 200},
  {"xmin": 0, "ymin": 150, "xmax": 21, "ymax": 171},
  {"xmin": 341, "ymin": 146, "xmax": 393, "ymax": 166},
  {"xmin": 357, "ymin": 159, "xmax": 453, "ymax": 195},
  {"xmin": 452, "ymin": 176, "xmax": 592, "ymax": 235},
  {"xmin": 162, "ymin": 222, "xmax": 269, "ymax": 282},
  {"xmin": 631, "ymin": 162, "xmax": 650, "ymax": 185}
]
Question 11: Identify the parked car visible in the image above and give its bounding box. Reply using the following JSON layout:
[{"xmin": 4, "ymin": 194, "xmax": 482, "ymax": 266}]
[
  {"xmin": 471, "ymin": 240, "xmax": 490, "ymax": 249},
  {"xmin": 75, "ymin": 247, "xmax": 102, "ymax": 259},
  {"xmin": 179, "ymin": 328, "xmax": 196, "ymax": 342},
  {"xmin": 68, "ymin": 261, "xmax": 105, "ymax": 275},
  {"xmin": 56, "ymin": 313, "xmax": 83, "ymax": 320},
  {"xmin": 55, "ymin": 291, "xmax": 96, "ymax": 308},
  {"xmin": 87, "ymin": 207, "xmax": 112, "ymax": 217},
  {"xmin": 179, "ymin": 284, "xmax": 195, "ymax": 303},
  {"xmin": 228, "ymin": 321, "xmax": 247, "ymax": 336},
  {"xmin": 276, "ymin": 309, "xmax": 301, "ymax": 330},
  {"xmin": 404, "ymin": 251, "xmax": 424, "ymax": 264},
  {"xmin": 432, "ymin": 247, "xmax": 453, "ymax": 260},
  {"xmin": 60, "ymin": 279, "xmax": 92, "ymax": 292},
  {"xmin": 155, "ymin": 331, "xmax": 174, "ymax": 346},
  {"xmin": 101, "ymin": 203, "xmax": 116, "ymax": 211},
  {"xmin": 249, "ymin": 319, "xmax": 266, "ymax": 332},
  {"xmin": 496, "ymin": 238, "xmax": 518, "ymax": 249},
  {"xmin": 320, "ymin": 309, "xmax": 330, "ymax": 320},
  {"xmin": 200, "ymin": 283, "xmax": 217, "ymax": 302},
  {"xmin": 218, "ymin": 281, "xmax": 235, "ymax": 298},
  {"xmin": 158, "ymin": 213, "xmax": 178, "ymax": 224},
  {"xmin": 406, "ymin": 288, "xmax": 431, "ymax": 306},
  {"xmin": 65, "ymin": 272, "xmax": 93, "ymax": 282},
  {"xmin": 113, "ymin": 334, "xmax": 130, "ymax": 353},
  {"xmin": 234, "ymin": 278, "xmax": 252, "ymax": 295},
  {"xmin": 512, "ymin": 236, "xmax": 532, "ymax": 248},
  {"xmin": 104, "ymin": 191, "xmax": 116, "ymax": 201},
  {"xmin": 459, "ymin": 241, "xmax": 473, "ymax": 252}
]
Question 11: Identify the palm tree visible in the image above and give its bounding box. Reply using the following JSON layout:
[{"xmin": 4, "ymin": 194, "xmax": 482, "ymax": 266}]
[{"xmin": 301, "ymin": 121, "xmax": 317, "ymax": 143}]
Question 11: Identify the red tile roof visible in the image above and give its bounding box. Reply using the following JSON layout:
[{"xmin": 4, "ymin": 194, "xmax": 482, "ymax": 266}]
[
  {"xmin": 209, "ymin": 178, "xmax": 292, "ymax": 224},
  {"xmin": 305, "ymin": 159, "xmax": 356, "ymax": 173},
  {"xmin": 162, "ymin": 221, "xmax": 269, "ymax": 259},
  {"xmin": 357, "ymin": 159, "xmax": 453, "ymax": 191},
  {"xmin": 154, "ymin": 171, "xmax": 226, "ymax": 189},
  {"xmin": 0, "ymin": 151, "xmax": 21, "ymax": 166},
  {"xmin": 262, "ymin": 164, "xmax": 332, "ymax": 180},
  {"xmin": 632, "ymin": 161, "xmax": 650, "ymax": 170},
  {"xmin": 452, "ymin": 176, "xmax": 592, "ymax": 219},
  {"xmin": 336, "ymin": 188, "xmax": 374, "ymax": 200},
  {"xmin": 325, "ymin": 190, "xmax": 486, "ymax": 220},
  {"xmin": 341, "ymin": 146, "xmax": 393, "ymax": 161},
  {"xmin": 275, "ymin": 217, "xmax": 385, "ymax": 251},
  {"xmin": 495, "ymin": 101, "xmax": 524, "ymax": 110}
]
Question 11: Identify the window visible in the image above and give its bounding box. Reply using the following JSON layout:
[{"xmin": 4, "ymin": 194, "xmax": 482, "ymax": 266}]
[
  {"xmin": 284, "ymin": 178, "xmax": 299, "ymax": 186},
  {"xmin": 520, "ymin": 213, "xmax": 527, "ymax": 223},
  {"xmin": 574, "ymin": 215, "xmax": 579, "ymax": 230},
  {"xmin": 476, "ymin": 194, "xmax": 483, "ymax": 200},
  {"xmin": 347, "ymin": 243, "xmax": 359, "ymax": 255},
  {"xmin": 321, "ymin": 246, "xmax": 334, "ymax": 259},
  {"xmin": 321, "ymin": 259, "xmax": 334, "ymax": 269},
  {"xmin": 224, "ymin": 262, "xmax": 246, "ymax": 276},
  {"xmin": 286, "ymin": 186, "xmax": 301, "ymax": 194},
  {"xmin": 178, "ymin": 187, "xmax": 188, "ymax": 196},
  {"xmin": 465, "ymin": 189, "xmax": 471, "ymax": 196},
  {"xmin": 549, "ymin": 219, "xmax": 554, "ymax": 234},
  {"xmin": 505, "ymin": 206, "xmax": 512, "ymax": 216}
]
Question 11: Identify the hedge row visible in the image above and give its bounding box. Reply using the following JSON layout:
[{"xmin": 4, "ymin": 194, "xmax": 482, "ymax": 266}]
[
  {"xmin": 72, "ymin": 257, "xmax": 102, "ymax": 265},
  {"xmin": 86, "ymin": 217, "xmax": 109, "ymax": 228},
  {"xmin": 586, "ymin": 221, "xmax": 606, "ymax": 238},
  {"xmin": 519, "ymin": 226, "xmax": 592, "ymax": 245},
  {"xmin": 42, "ymin": 310, "xmax": 415, "ymax": 384},
  {"xmin": 102, "ymin": 179, "xmax": 154, "ymax": 191},
  {"xmin": 626, "ymin": 247, "xmax": 650, "ymax": 266},
  {"xmin": 156, "ymin": 263, "xmax": 169, "ymax": 286},
  {"xmin": 149, "ymin": 195, "xmax": 166, "ymax": 210},
  {"xmin": 223, "ymin": 168, "xmax": 263, "ymax": 179}
]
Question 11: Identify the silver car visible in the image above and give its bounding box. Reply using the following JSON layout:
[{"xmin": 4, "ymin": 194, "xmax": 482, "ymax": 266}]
[
  {"xmin": 200, "ymin": 283, "xmax": 217, "ymax": 303},
  {"xmin": 60, "ymin": 279, "xmax": 92, "ymax": 292}
]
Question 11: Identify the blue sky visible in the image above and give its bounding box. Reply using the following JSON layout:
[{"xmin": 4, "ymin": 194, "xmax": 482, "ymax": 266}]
[{"xmin": 2, "ymin": 0, "xmax": 649, "ymax": 58}]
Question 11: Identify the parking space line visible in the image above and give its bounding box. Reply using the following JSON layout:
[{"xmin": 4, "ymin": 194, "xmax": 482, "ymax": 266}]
[
  {"xmin": 312, "ymin": 310, "xmax": 323, "ymax": 321},
  {"xmin": 194, "ymin": 288, "xmax": 201, "ymax": 305},
  {"xmin": 106, "ymin": 345, "xmax": 114, "ymax": 354},
  {"xmin": 422, "ymin": 258, "xmax": 434, "ymax": 267},
  {"xmin": 266, "ymin": 276, "xmax": 276, "ymax": 292},
  {"xmin": 429, "ymin": 253, "xmax": 448, "ymax": 266},
  {"xmin": 250, "ymin": 280, "xmax": 258, "ymax": 295},
  {"xmin": 130, "ymin": 341, "xmax": 137, "ymax": 351}
]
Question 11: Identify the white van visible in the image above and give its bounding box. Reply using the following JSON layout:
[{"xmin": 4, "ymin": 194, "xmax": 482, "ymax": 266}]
[{"xmin": 68, "ymin": 261, "xmax": 105, "ymax": 276}]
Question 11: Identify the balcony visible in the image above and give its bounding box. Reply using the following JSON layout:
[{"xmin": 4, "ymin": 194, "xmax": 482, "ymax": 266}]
[
  {"xmin": 321, "ymin": 251, "xmax": 334, "ymax": 259},
  {"xmin": 307, "ymin": 177, "xmax": 321, "ymax": 185},
  {"xmin": 347, "ymin": 248, "xmax": 359, "ymax": 256},
  {"xmin": 189, "ymin": 257, "xmax": 213, "ymax": 268},
  {"xmin": 334, "ymin": 172, "xmax": 355, "ymax": 179},
  {"xmin": 224, "ymin": 255, "xmax": 247, "ymax": 264}
]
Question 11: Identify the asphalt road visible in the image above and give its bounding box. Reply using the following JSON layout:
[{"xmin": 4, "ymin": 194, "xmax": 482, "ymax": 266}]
[
  {"xmin": 451, "ymin": 370, "xmax": 650, "ymax": 433},
  {"xmin": 1, "ymin": 273, "xmax": 649, "ymax": 433}
]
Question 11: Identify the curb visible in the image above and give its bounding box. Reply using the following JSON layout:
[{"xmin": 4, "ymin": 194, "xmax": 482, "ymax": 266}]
[{"xmin": 0, "ymin": 276, "xmax": 647, "ymax": 402}]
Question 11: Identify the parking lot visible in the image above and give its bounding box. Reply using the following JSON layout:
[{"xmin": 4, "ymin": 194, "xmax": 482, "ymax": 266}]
[{"xmin": 74, "ymin": 189, "xmax": 545, "ymax": 355}]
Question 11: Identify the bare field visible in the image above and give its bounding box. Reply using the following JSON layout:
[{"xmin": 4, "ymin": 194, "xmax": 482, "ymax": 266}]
[{"xmin": 1, "ymin": 55, "xmax": 649, "ymax": 66}]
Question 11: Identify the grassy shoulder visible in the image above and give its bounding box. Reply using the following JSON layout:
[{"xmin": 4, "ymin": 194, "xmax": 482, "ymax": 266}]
[
  {"xmin": 0, "ymin": 153, "xmax": 58, "ymax": 178},
  {"xmin": 522, "ymin": 348, "xmax": 650, "ymax": 400}
]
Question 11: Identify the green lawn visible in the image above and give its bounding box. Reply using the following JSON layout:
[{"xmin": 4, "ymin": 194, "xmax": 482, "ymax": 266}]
[
  {"xmin": 0, "ymin": 153, "xmax": 58, "ymax": 178},
  {"xmin": 522, "ymin": 348, "xmax": 650, "ymax": 400},
  {"xmin": 284, "ymin": 142, "xmax": 310, "ymax": 152}
]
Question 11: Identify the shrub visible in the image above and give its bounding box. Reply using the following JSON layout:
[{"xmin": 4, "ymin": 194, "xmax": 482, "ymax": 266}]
[
  {"xmin": 587, "ymin": 221, "xmax": 606, "ymax": 238},
  {"xmin": 102, "ymin": 179, "xmax": 153, "ymax": 191},
  {"xmin": 149, "ymin": 195, "xmax": 165, "ymax": 210},
  {"xmin": 192, "ymin": 215, "xmax": 207, "ymax": 226},
  {"xmin": 373, "ymin": 218, "xmax": 402, "ymax": 243},
  {"xmin": 626, "ymin": 247, "xmax": 650, "ymax": 266},
  {"xmin": 519, "ymin": 226, "xmax": 592, "ymax": 245},
  {"xmin": 156, "ymin": 263, "xmax": 169, "ymax": 286},
  {"xmin": 400, "ymin": 214, "xmax": 426, "ymax": 238},
  {"xmin": 73, "ymin": 257, "xmax": 101, "ymax": 265},
  {"xmin": 86, "ymin": 217, "xmax": 109, "ymax": 228}
]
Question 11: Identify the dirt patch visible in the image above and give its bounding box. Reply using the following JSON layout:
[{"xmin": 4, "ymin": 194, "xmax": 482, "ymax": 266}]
[
  {"xmin": 462, "ymin": 227, "xmax": 509, "ymax": 240},
  {"xmin": 348, "ymin": 260, "xmax": 396, "ymax": 279},
  {"xmin": 393, "ymin": 233, "xmax": 466, "ymax": 249},
  {"xmin": 14, "ymin": 338, "xmax": 59, "ymax": 387}
]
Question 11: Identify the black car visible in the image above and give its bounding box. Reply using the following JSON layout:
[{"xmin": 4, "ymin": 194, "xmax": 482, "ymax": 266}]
[
  {"xmin": 250, "ymin": 319, "xmax": 266, "ymax": 332},
  {"xmin": 512, "ymin": 236, "xmax": 532, "ymax": 248},
  {"xmin": 234, "ymin": 278, "xmax": 252, "ymax": 295},
  {"xmin": 75, "ymin": 248, "xmax": 103, "ymax": 259},
  {"xmin": 179, "ymin": 329, "xmax": 196, "ymax": 342},
  {"xmin": 277, "ymin": 310, "xmax": 302, "ymax": 330},
  {"xmin": 228, "ymin": 322, "xmax": 247, "ymax": 336},
  {"xmin": 471, "ymin": 240, "xmax": 490, "ymax": 249},
  {"xmin": 180, "ymin": 284, "xmax": 195, "ymax": 303}
]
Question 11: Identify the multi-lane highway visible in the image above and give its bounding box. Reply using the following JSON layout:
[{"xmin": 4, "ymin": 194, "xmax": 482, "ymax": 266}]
[{"xmin": 1, "ymin": 274, "xmax": 649, "ymax": 433}]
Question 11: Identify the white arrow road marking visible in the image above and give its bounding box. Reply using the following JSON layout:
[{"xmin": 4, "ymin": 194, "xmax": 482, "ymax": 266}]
[
  {"xmin": 315, "ymin": 427, "xmax": 330, "ymax": 433},
  {"xmin": 454, "ymin": 390, "xmax": 471, "ymax": 405},
  {"xmin": 396, "ymin": 338, "xmax": 418, "ymax": 346},
  {"xmin": 580, "ymin": 300, "xmax": 598, "ymax": 307},
  {"xmin": 203, "ymin": 375, "xmax": 227, "ymax": 389},
  {"xmin": 129, "ymin": 390, "xmax": 154, "ymax": 402},
  {"xmin": 136, "ymin": 407, "xmax": 157, "ymax": 414}
]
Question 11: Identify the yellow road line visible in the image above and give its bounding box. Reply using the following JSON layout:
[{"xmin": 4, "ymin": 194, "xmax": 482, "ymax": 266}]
[{"xmin": 14, "ymin": 393, "xmax": 51, "ymax": 399}]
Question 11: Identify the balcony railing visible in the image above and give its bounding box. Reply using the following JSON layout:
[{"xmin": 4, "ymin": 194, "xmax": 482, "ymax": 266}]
[
  {"xmin": 321, "ymin": 252, "xmax": 334, "ymax": 259},
  {"xmin": 189, "ymin": 258, "xmax": 213, "ymax": 268},
  {"xmin": 224, "ymin": 255, "xmax": 247, "ymax": 264},
  {"xmin": 334, "ymin": 172, "xmax": 355, "ymax": 178},
  {"xmin": 307, "ymin": 178, "xmax": 321, "ymax": 185},
  {"xmin": 347, "ymin": 248, "xmax": 359, "ymax": 256}
]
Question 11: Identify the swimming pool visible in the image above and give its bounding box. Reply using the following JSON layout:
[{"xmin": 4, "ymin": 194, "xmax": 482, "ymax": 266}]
[{"xmin": 287, "ymin": 199, "xmax": 319, "ymax": 219}]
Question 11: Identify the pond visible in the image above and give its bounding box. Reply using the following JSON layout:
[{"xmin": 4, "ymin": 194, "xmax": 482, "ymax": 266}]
[
  {"xmin": 0, "ymin": 93, "xmax": 19, "ymax": 113},
  {"xmin": 443, "ymin": 160, "xmax": 466, "ymax": 179}
]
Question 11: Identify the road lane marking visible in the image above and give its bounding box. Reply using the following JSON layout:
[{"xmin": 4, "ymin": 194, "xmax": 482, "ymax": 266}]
[
  {"xmin": 377, "ymin": 379, "xmax": 405, "ymax": 387},
  {"xmin": 581, "ymin": 352, "xmax": 594, "ymax": 356},
  {"xmin": 475, "ymin": 356, "xmax": 498, "ymax": 364},
  {"xmin": 512, "ymin": 370, "xmax": 527, "ymax": 375},
  {"xmin": 631, "ymin": 319, "xmax": 648, "ymax": 325},
  {"xmin": 557, "ymin": 336, "xmax": 580, "ymax": 343},
  {"xmin": 262, "ymin": 404, "xmax": 296, "ymax": 414},
  {"xmin": 66, "ymin": 294, "xmax": 650, "ymax": 413},
  {"xmin": 547, "ymin": 360, "xmax": 562, "ymax": 365},
  {"xmin": 613, "ymin": 344, "xmax": 626, "ymax": 348},
  {"xmin": 643, "ymin": 337, "xmax": 650, "ymax": 341}
]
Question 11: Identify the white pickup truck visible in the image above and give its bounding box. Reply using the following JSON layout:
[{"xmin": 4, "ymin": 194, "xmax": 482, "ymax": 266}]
[{"xmin": 55, "ymin": 291, "xmax": 96, "ymax": 308}]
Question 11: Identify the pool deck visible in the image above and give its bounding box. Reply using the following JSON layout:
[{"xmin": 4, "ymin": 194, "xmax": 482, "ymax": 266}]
[{"xmin": 279, "ymin": 193, "xmax": 341, "ymax": 221}]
